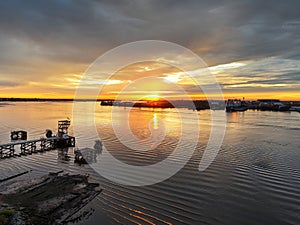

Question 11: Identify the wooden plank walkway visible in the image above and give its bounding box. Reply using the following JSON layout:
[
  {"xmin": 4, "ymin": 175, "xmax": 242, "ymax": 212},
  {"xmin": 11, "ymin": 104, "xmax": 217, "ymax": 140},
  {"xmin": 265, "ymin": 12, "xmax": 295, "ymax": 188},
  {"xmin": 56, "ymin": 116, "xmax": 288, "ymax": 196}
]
[{"xmin": 0, "ymin": 136, "xmax": 75, "ymax": 159}]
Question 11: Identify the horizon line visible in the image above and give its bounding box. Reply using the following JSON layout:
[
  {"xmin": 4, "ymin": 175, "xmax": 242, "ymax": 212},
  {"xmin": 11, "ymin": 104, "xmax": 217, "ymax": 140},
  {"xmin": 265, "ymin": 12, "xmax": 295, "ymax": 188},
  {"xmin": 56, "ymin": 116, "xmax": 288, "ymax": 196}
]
[{"xmin": 0, "ymin": 97, "xmax": 299, "ymax": 102}]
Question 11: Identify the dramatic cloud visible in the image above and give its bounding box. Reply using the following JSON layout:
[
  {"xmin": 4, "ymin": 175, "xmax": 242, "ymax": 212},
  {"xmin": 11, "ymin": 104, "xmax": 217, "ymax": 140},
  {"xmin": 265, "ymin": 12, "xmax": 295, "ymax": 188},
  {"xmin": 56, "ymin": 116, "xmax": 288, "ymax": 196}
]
[{"xmin": 0, "ymin": 0, "xmax": 299, "ymax": 99}]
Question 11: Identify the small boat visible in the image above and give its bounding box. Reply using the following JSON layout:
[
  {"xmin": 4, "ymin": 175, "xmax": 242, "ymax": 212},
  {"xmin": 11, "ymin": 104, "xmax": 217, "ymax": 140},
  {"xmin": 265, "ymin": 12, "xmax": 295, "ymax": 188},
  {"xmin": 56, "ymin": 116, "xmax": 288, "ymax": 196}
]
[
  {"xmin": 290, "ymin": 106, "xmax": 300, "ymax": 112},
  {"xmin": 226, "ymin": 99, "xmax": 248, "ymax": 112}
]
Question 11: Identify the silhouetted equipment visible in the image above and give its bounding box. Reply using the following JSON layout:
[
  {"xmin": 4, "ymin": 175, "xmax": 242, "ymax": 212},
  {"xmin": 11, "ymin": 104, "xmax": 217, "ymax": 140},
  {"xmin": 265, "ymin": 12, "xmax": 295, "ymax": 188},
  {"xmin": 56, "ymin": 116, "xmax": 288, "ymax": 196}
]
[
  {"xmin": 11, "ymin": 130, "xmax": 27, "ymax": 141},
  {"xmin": 46, "ymin": 129, "xmax": 53, "ymax": 138},
  {"xmin": 56, "ymin": 135, "xmax": 75, "ymax": 148},
  {"xmin": 58, "ymin": 120, "xmax": 71, "ymax": 134}
]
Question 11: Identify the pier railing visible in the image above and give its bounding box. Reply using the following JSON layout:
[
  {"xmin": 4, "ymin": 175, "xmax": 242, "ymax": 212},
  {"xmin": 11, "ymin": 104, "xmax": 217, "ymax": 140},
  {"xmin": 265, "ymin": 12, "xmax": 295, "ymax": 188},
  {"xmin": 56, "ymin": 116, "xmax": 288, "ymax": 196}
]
[{"xmin": 0, "ymin": 136, "xmax": 75, "ymax": 159}]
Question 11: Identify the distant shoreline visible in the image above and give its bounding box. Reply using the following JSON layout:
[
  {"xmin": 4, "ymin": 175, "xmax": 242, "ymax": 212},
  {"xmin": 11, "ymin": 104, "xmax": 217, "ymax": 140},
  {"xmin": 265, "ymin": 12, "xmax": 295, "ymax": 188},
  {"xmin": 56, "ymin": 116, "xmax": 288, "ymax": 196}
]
[
  {"xmin": 1, "ymin": 98, "xmax": 300, "ymax": 112},
  {"xmin": 0, "ymin": 98, "xmax": 299, "ymax": 103},
  {"xmin": 0, "ymin": 98, "xmax": 100, "ymax": 102}
]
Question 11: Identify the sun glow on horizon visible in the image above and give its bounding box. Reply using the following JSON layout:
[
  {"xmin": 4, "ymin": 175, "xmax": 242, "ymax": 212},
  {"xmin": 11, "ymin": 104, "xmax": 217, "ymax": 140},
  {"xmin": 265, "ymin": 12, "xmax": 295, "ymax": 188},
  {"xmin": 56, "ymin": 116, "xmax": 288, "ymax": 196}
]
[
  {"xmin": 1, "ymin": 58, "xmax": 299, "ymax": 101},
  {"xmin": 143, "ymin": 94, "xmax": 161, "ymax": 101}
]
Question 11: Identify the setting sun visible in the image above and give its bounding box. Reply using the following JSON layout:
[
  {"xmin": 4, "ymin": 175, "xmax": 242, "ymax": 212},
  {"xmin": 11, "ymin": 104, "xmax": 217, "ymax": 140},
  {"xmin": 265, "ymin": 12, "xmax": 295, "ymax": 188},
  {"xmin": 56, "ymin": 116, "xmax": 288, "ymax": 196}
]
[{"xmin": 144, "ymin": 94, "xmax": 161, "ymax": 101}]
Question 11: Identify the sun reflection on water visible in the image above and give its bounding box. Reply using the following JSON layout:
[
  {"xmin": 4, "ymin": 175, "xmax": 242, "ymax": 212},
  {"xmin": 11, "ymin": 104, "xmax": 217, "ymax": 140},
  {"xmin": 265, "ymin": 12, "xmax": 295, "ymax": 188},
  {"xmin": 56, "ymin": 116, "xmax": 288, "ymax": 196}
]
[{"xmin": 153, "ymin": 113, "xmax": 159, "ymax": 130}]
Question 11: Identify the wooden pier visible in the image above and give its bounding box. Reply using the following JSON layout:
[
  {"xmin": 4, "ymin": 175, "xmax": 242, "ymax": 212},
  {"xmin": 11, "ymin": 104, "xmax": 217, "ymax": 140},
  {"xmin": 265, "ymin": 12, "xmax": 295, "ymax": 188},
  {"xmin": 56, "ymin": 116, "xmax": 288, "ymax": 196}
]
[
  {"xmin": 0, "ymin": 119, "xmax": 75, "ymax": 159},
  {"xmin": 0, "ymin": 136, "xmax": 75, "ymax": 159}
]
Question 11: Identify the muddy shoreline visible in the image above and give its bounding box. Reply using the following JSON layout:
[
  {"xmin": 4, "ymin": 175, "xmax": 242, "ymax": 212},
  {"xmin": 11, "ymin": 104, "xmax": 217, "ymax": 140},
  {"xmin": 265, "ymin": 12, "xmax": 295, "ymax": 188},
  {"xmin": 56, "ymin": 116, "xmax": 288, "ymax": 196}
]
[{"xmin": 0, "ymin": 172, "xmax": 102, "ymax": 225}]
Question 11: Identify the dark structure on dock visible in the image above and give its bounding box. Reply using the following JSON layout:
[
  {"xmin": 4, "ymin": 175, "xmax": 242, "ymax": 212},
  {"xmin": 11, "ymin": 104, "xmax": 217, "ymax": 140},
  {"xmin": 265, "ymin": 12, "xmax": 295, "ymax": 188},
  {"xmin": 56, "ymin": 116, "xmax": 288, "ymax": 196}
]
[
  {"xmin": 0, "ymin": 120, "xmax": 75, "ymax": 159},
  {"xmin": 10, "ymin": 130, "xmax": 27, "ymax": 141},
  {"xmin": 58, "ymin": 120, "xmax": 71, "ymax": 134}
]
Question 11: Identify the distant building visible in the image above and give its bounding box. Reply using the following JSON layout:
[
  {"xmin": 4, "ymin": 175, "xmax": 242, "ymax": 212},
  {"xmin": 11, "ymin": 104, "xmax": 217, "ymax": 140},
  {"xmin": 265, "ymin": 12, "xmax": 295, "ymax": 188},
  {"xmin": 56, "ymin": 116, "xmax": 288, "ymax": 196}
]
[
  {"xmin": 257, "ymin": 99, "xmax": 290, "ymax": 111},
  {"xmin": 257, "ymin": 99, "xmax": 280, "ymax": 103}
]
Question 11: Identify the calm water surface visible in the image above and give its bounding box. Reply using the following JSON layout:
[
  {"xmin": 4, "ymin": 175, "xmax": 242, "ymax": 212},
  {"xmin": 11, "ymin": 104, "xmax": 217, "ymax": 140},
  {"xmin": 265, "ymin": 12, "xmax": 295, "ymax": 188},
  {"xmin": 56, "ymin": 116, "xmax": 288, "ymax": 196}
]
[{"xmin": 0, "ymin": 102, "xmax": 299, "ymax": 225}]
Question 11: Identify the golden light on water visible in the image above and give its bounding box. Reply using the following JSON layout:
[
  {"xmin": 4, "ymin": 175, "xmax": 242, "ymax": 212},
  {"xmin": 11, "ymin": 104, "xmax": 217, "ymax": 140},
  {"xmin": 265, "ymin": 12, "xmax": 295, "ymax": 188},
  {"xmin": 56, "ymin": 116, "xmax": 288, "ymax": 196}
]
[{"xmin": 153, "ymin": 113, "xmax": 159, "ymax": 130}]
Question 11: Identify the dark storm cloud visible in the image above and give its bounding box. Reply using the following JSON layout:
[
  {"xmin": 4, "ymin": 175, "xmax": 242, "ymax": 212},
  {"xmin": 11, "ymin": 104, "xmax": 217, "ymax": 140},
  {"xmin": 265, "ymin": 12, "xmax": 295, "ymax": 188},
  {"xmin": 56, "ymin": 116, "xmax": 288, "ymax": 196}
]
[{"xmin": 0, "ymin": 0, "xmax": 299, "ymax": 65}]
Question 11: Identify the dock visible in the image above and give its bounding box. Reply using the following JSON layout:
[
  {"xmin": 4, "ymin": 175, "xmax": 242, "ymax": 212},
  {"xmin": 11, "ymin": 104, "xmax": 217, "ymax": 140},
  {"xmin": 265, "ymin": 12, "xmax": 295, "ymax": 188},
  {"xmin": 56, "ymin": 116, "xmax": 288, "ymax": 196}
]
[
  {"xmin": 0, "ymin": 120, "xmax": 75, "ymax": 159},
  {"xmin": 0, "ymin": 136, "xmax": 75, "ymax": 159}
]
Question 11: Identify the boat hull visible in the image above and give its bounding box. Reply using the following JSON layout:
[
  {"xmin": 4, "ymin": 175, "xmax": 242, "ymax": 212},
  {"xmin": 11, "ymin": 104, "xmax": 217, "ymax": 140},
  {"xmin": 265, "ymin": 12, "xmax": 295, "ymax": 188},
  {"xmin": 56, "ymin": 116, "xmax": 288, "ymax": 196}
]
[{"xmin": 226, "ymin": 106, "xmax": 248, "ymax": 112}]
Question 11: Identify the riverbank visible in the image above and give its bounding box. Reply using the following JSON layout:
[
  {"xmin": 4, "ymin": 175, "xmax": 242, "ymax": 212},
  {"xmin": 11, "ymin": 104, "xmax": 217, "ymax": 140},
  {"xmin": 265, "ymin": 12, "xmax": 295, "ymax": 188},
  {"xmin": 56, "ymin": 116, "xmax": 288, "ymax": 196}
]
[{"xmin": 0, "ymin": 172, "xmax": 101, "ymax": 225}]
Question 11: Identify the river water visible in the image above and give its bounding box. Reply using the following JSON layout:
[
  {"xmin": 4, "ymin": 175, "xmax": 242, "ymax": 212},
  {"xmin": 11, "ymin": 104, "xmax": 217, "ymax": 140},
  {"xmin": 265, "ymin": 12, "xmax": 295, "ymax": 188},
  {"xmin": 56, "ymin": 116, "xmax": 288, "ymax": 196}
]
[{"xmin": 0, "ymin": 102, "xmax": 299, "ymax": 225}]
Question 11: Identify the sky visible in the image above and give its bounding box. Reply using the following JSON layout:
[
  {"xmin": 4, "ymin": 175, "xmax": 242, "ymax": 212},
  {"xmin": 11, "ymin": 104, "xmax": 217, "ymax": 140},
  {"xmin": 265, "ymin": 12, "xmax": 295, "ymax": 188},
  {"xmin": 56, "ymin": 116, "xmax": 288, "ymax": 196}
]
[{"xmin": 0, "ymin": 0, "xmax": 299, "ymax": 100}]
